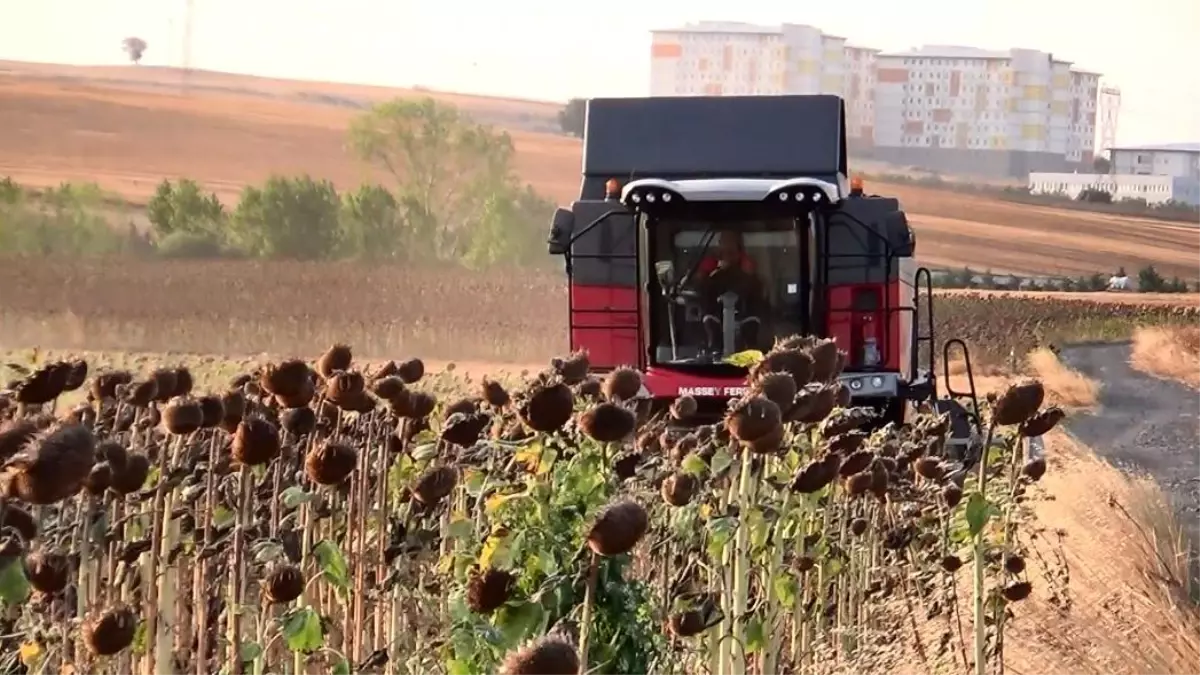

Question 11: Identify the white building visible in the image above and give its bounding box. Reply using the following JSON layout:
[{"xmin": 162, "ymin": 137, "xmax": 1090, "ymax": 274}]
[
  {"xmin": 1110, "ymin": 143, "xmax": 1200, "ymax": 181},
  {"xmin": 843, "ymin": 46, "xmax": 879, "ymax": 148},
  {"xmin": 649, "ymin": 22, "xmax": 876, "ymax": 145},
  {"xmin": 648, "ymin": 27, "xmax": 1104, "ymax": 179},
  {"xmin": 871, "ymin": 45, "xmax": 1098, "ymax": 178},
  {"xmin": 1028, "ymin": 173, "xmax": 1199, "ymax": 206}
]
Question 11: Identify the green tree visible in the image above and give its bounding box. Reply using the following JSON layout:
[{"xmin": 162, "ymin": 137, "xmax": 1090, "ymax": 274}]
[
  {"xmin": 231, "ymin": 175, "xmax": 342, "ymax": 260},
  {"xmin": 0, "ymin": 182, "xmax": 132, "ymax": 256},
  {"xmin": 558, "ymin": 98, "xmax": 586, "ymax": 137},
  {"xmin": 346, "ymin": 97, "xmax": 518, "ymax": 262},
  {"xmin": 147, "ymin": 179, "xmax": 226, "ymax": 240},
  {"xmin": 462, "ymin": 184, "xmax": 555, "ymax": 268},
  {"xmin": 340, "ymin": 184, "xmax": 406, "ymax": 260},
  {"xmin": 0, "ymin": 177, "xmax": 21, "ymax": 205},
  {"xmin": 1137, "ymin": 264, "xmax": 1166, "ymax": 292},
  {"xmin": 1091, "ymin": 155, "xmax": 1111, "ymax": 174}
]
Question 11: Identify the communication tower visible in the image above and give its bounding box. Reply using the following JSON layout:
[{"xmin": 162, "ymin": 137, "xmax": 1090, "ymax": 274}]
[{"xmin": 1097, "ymin": 85, "xmax": 1121, "ymax": 156}]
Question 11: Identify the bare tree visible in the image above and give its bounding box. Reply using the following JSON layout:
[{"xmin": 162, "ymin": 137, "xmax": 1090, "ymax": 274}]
[{"xmin": 122, "ymin": 37, "xmax": 148, "ymax": 65}]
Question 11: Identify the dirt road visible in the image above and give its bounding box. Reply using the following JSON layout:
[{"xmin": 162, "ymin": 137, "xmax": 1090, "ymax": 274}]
[{"xmin": 1060, "ymin": 342, "xmax": 1200, "ymax": 545}]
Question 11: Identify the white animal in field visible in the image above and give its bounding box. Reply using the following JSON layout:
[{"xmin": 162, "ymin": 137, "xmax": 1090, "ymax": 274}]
[{"xmin": 1107, "ymin": 275, "xmax": 1130, "ymax": 291}]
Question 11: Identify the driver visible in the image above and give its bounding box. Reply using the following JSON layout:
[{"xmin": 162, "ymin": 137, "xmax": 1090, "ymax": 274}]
[{"xmin": 693, "ymin": 230, "xmax": 764, "ymax": 351}]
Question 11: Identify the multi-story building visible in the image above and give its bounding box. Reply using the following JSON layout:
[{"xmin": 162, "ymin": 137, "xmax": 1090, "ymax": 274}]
[
  {"xmin": 843, "ymin": 46, "xmax": 878, "ymax": 150},
  {"xmin": 649, "ymin": 25, "xmax": 1105, "ymax": 179},
  {"xmin": 871, "ymin": 45, "xmax": 1098, "ymax": 178},
  {"xmin": 649, "ymin": 22, "xmax": 876, "ymax": 145}
]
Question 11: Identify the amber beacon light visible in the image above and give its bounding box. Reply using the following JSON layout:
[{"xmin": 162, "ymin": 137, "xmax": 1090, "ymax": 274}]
[
  {"xmin": 604, "ymin": 178, "xmax": 621, "ymax": 200},
  {"xmin": 850, "ymin": 175, "xmax": 864, "ymax": 195}
]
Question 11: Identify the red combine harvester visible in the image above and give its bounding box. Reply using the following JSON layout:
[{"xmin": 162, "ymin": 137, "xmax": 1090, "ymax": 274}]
[{"xmin": 546, "ymin": 94, "xmax": 982, "ymax": 450}]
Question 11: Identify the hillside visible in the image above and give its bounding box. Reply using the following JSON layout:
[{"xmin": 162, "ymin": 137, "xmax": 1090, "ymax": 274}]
[{"xmin": 0, "ymin": 61, "xmax": 1196, "ymax": 280}]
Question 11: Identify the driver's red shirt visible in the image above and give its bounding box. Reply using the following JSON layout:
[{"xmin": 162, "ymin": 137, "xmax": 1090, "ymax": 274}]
[{"xmin": 698, "ymin": 252, "xmax": 755, "ymax": 276}]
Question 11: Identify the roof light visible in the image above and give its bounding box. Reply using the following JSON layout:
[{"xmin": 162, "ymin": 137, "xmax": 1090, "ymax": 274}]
[
  {"xmin": 605, "ymin": 178, "xmax": 621, "ymax": 200},
  {"xmin": 850, "ymin": 175, "xmax": 864, "ymax": 194}
]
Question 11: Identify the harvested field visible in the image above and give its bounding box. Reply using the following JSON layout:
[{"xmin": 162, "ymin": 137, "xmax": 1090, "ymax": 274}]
[{"xmin": 0, "ymin": 62, "xmax": 1197, "ymax": 279}]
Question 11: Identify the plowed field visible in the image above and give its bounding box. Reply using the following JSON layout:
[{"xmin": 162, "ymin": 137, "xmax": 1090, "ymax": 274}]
[{"xmin": 0, "ymin": 61, "xmax": 1197, "ymax": 280}]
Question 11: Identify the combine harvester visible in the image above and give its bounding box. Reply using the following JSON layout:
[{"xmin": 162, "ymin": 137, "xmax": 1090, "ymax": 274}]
[{"xmin": 546, "ymin": 94, "xmax": 985, "ymax": 455}]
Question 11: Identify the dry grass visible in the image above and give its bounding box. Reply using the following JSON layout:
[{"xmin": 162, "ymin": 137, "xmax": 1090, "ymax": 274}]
[
  {"xmin": 1001, "ymin": 432, "xmax": 1200, "ymax": 675},
  {"xmin": 1130, "ymin": 326, "xmax": 1200, "ymax": 388},
  {"xmin": 1027, "ymin": 347, "xmax": 1102, "ymax": 409},
  {"xmin": 2, "ymin": 259, "xmax": 1196, "ymax": 370},
  {"xmin": 1, "ymin": 62, "xmax": 1198, "ymax": 279},
  {"xmin": 937, "ymin": 347, "xmax": 1099, "ymax": 412}
]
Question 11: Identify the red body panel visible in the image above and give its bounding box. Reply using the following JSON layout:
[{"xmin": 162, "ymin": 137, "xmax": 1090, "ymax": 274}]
[
  {"xmin": 826, "ymin": 281, "xmax": 902, "ymax": 371},
  {"xmin": 644, "ymin": 367, "xmax": 748, "ymax": 397},
  {"xmin": 569, "ymin": 283, "xmax": 639, "ymax": 370},
  {"xmin": 825, "ymin": 256, "xmax": 916, "ymax": 379},
  {"xmin": 571, "ymin": 260, "xmax": 917, "ymax": 391}
]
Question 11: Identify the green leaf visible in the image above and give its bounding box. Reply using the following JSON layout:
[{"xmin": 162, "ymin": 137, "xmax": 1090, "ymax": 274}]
[
  {"xmin": 0, "ymin": 558, "xmax": 30, "ymax": 605},
  {"xmin": 238, "ymin": 641, "xmax": 263, "ymax": 663},
  {"xmin": 710, "ymin": 448, "xmax": 734, "ymax": 477},
  {"xmin": 681, "ymin": 453, "xmax": 708, "ymax": 476},
  {"xmin": 745, "ymin": 617, "xmax": 766, "ymax": 653},
  {"xmin": 773, "ymin": 574, "xmax": 798, "ymax": 610},
  {"xmin": 446, "ymin": 659, "xmax": 472, "ymax": 675},
  {"xmin": 446, "ymin": 518, "xmax": 475, "ymax": 542},
  {"xmin": 464, "ymin": 469, "xmax": 486, "ymax": 497},
  {"xmin": 725, "ymin": 350, "xmax": 765, "ymax": 367},
  {"xmin": 411, "ymin": 443, "xmax": 439, "ymax": 461},
  {"xmin": 313, "ymin": 540, "xmax": 351, "ymax": 593},
  {"xmin": 331, "ymin": 657, "xmax": 351, "ymax": 675},
  {"xmin": 965, "ymin": 492, "xmax": 992, "ymax": 537},
  {"xmin": 494, "ymin": 601, "xmax": 544, "ymax": 648},
  {"xmin": 213, "ymin": 504, "xmax": 236, "ymax": 529},
  {"xmin": 280, "ymin": 486, "xmax": 314, "ymax": 509},
  {"xmin": 282, "ymin": 607, "xmax": 324, "ymax": 653},
  {"xmin": 706, "ymin": 517, "xmax": 737, "ymax": 560}
]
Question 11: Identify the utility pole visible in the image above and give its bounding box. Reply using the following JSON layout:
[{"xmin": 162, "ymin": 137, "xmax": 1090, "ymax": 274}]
[{"xmin": 181, "ymin": 0, "xmax": 194, "ymax": 94}]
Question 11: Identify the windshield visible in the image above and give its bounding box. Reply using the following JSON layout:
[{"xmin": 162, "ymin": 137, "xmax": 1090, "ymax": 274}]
[{"xmin": 648, "ymin": 216, "xmax": 811, "ymax": 366}]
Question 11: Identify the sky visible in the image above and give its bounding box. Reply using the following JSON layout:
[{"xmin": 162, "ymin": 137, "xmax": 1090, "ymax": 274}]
[{"xmin": 1, "ymin": 0, "xmax": 1197, "ymax": 146}]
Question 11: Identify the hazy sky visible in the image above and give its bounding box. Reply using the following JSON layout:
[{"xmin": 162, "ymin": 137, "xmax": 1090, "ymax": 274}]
[{"xmin": 2, "ymin": 0, "xmax": 1197, "ymax": 146}]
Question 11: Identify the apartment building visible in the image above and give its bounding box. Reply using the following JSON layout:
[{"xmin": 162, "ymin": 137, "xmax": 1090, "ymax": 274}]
[
  {"xmin": 649, "ymin": 22, "xmax": 876, "ymax": 146},
  {"xmin": 872, "ymin": 45, "xmax": 1098, "ymax": 178},
  {"xmin": 843, "ymin": 46, "xmax": 878, "ymax": 149},
  {"xmin": 648, "ymin": 24, "xmax": 1104, "ymax": 179}
]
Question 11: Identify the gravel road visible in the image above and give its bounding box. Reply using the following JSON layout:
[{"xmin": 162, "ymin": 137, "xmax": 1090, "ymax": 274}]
[{"xmin": 1060, "ymin": 342, "xmax": 1200, "ymax": 543}]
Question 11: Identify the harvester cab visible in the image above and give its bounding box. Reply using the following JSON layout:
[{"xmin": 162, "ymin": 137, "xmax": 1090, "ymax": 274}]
[{"xmin": 546, "ymin": 94, "xmax": 982, "ymax": 455}]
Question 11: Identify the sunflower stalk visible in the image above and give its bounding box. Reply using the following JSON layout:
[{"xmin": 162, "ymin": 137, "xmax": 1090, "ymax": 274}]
[
  {"xmin": 728, "ymin": 445, "xmax": 756, "ymax": 675},
  {"xmin": 973, "ymin": 419, "xmax": 998, "ymax": 675}
]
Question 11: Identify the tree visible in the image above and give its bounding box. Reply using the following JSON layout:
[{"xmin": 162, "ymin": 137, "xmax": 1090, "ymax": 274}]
[
  {"xmin": 122, "ymin": 37, "xmax": 147, "ymax": 65},
  {"xmin": 347, "ymin": 97, "xmax": 518, "ymax": 262},
  {"xmin": 558, "ymin": 98, "xmax": 586, "ymax": 137},
  {"xmin": 146, "ymin": 179, "xmax": 225, "ymax": 240},
  {"xmin": 1137, "ymin": 264, "xmax": 1166, "ymax": 292},
  {"xmin": 340, "ymin": 184, "xmax": 407, "ymax": 261},
  {"xmin": 1092, "ymin": 155, "xmax": 1111, "ymax": 174},
  {"xmin": 231, "ymin": 175, "xmax": 342, "ymax": 260},
  {"xmin": 462, "ymin": 183, "xmax": 556, "ymax": 268}
]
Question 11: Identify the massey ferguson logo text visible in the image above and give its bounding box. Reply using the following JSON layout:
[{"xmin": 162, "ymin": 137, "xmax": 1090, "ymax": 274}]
[{"xmin": 678, "ymin": 386, "xmax": 749, "ymax": 397}]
